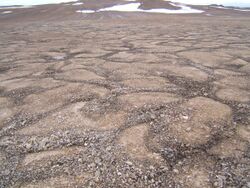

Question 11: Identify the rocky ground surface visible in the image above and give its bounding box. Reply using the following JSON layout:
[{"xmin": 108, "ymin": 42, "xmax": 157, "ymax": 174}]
[{"xmin": 0, "ymin": 1, "xmax": 250, "ymax": 187}]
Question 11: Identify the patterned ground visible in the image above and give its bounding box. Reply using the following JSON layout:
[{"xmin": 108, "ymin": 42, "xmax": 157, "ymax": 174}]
[{"xmin": 0, "ymin": 6, "xmax": 250, "ymax": 188}]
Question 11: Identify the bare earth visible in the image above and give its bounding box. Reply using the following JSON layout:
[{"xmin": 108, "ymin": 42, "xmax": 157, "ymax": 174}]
[{"xmin": 0, "ymin": 0, "xmax": 250, "ymax": 187}]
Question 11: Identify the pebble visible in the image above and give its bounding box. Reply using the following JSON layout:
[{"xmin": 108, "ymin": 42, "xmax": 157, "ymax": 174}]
[
  {"xmin": 173, "ymin": 169, "xmax": 179, "ymax": 174},
  {"xmin": 125, "ymin": 161, "xmax": 133, "ymax": 166},
  {"xmin": 182, "ymin": 115, "xmax": 189, "ymax": 120},
  {"xmin": 95, "ymin": 157, "xmax": 102, "ymax": 164},
  {"xmin": 106, "ymin": 146, "xmax": 112, "ymax": 151}
]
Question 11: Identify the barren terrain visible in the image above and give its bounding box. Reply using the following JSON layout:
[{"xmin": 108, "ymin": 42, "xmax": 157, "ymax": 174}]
[{"xmin": 0, "ymin": 1, "xmax": 250, "ymax": 187}]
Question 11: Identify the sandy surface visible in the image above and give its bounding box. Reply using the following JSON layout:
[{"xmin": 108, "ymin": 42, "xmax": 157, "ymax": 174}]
[{"xmin": 0, "ymin": 0, "xmax": 250, "ymax": 187}]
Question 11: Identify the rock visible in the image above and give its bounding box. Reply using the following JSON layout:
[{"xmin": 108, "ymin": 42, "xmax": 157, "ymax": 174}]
[
  {"xmin": 173, "ymin": 169, "xmax": 179, "ymax": 174},
  {"xmin": 106, "ymin": 146, "xmax": 112, "ymax": 151},
  {"xmin": 125, "ymin": 161, "xmax": 133, "ymax": 166}
]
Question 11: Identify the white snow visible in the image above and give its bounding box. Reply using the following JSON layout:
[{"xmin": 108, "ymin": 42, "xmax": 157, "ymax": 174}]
[
  {"xmin": 72, "ymin": 2, "xmax": 83, "ymax": 6},
  {"xmin": 77, "ymin": 10, "xmax": 95, "ymax": 13},
  {"xmin": 97, "ymin": 3, "xmax": 204, "ymax": 14},
  {"xmin": 0, "ymin": 0, "xmax": 78, "ymax": 7},
  {"xmin": 1, "ymin": 11, "xmax": 12, "ymax": 14},
  {"xmin": 234, "ymin": 8, "xmax": 250, "ymax": 11},
  {"xmin": 166, "ymin": 0, "xmax": 250, "ymax": 8},
  {"xmin": 0, "ymin": 5, "xmax": 33, "ymax": 9},
  {"xmin": 99, "ymin": 3, "xmax": 141, "ymax": 12},
  {"xmin": 212, "ymin": 5, "xmax": 230, "ymax": 9},
  {"xmin": 212, "ymin": 5, "xmax": 250, "ymax": 11},
  {"xmin": 144, "ymin": 3, "xmax": 204, "ymax": 14}
]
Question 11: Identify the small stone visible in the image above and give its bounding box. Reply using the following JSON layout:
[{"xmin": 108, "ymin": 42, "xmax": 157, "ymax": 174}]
[
  {"xmin": 151, "ymin": 114, "xmax": 156, "ymax": 119},
  {"xmin": 125, "ymin": 161, "xmax": 133, "ymax": 166},
  {"xmin": 53, "ymin": 55, "xmax": 65, "ymax": 60},
  {"xmin": 106, "ymin": 146, "xmax": 112, "ymax": 151},
  {"xmin": 95, "ymin": 170, "xmax": 101, "ymax": 177},
  {"xmin": 247, "ymin": 182, "xmax": 250, "ymax": 187},
  {"xmin": 149, "ymin": 165, "xmax": 154, "ymax": 170},
  {"xmin": 95, "ymin": 157, "xmax": 102, "ymax": 164},
  {"xmin": 173, "ymin": 169, "xmax": 179, "ymax": 174},
  {"xmin": 39, "ymin": 138, "xmax": 49, "ymax": 149},
  {"xmin": 21, "ymin": 120, "xmax": 26, "ymax": 126},
  {"xmin": 89, "ymin": 163, "xmax": 96, "ymax": 168},
  {"xmin": 25, "ymin": 143, "xmax": 32, "ymax": 150},
  {"xmin": 182, "ymin": 115, "xmax": 189, "ymax": 120},
  {"xmin": 178, "ymin": 161, "xmax": 183, "ymax": 165},
  {"xmin": 213, "ymin": 182, "xmax": 218, "ymax": 186},
  {"xmin": 3, "ymin": 169, "xmax": 10, "ymax": 175}
]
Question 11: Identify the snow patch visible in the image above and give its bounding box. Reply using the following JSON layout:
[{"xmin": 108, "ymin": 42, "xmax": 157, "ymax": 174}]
[
  {"xmin": 0, "ymin": 5, "xmax": 33, "ymax": 9},
  {"xmin": 0, "ymin": 0, "xmax": 78, "ymax": 7},
  {"xmin": 1, "ymin": 11, "xmax": 12, "ymax": 14},
  {"xmin": 99, "ymin": 3, "xmax": 141, "ymax": 12},
  {"xmin": 212, "ymin": 5, "xmax": 250, "ymax": 11},
  {"xmin": 166, "ymin": 0, "xmax": 250, "ymax": 8},
  {"xmin": 72, "ymin": 2, "xmax": 83, "ymax": 6},
  {"xmin": 77, "ymin": 2, "xmax": 204, "ymax": 14},
  {"xmin": 235, "ymin": 8, "xmax": 250, "ymax": 11},
  {"xmin": 77, "ymin": 10, "xmax": 95, "ymax": 13}
]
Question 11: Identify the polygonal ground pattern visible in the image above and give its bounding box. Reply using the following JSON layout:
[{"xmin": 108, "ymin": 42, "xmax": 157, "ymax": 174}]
[{"xmin": 0, "ymin": 5, "xmax": 250, "ymax": 188}]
